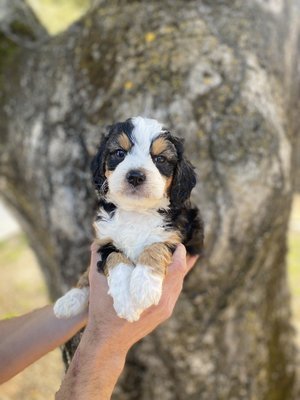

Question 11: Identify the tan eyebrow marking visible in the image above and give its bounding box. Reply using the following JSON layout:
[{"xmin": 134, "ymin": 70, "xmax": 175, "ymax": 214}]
[
  {"xmin": 151, "ymin": 136, "xmax": 169, "ymax": 155},
  {"xmin": 118, "ymin": 132, "xmax": 132, "ymax": 151}
]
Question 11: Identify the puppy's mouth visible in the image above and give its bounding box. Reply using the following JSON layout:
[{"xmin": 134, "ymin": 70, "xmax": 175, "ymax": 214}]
[{"xmin": 124, "ymin": 184, "xmax": 149, "ymax": 198}]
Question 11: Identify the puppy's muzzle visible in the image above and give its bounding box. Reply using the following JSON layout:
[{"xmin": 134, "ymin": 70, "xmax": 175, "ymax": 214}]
[{"xmin": 126, "ymin": 170, "xmax": 146, "ymax": 187}]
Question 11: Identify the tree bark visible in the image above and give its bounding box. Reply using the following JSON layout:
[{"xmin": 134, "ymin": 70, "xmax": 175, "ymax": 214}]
[{"xmin": 0, "ymin": 0, "xmax": 299, "ymax": 398}]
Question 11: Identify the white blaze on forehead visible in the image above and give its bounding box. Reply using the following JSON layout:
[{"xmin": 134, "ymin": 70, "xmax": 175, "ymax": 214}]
[{"xmin": 131, "ymin": 116, "xmax": 163, "ymax": 152}]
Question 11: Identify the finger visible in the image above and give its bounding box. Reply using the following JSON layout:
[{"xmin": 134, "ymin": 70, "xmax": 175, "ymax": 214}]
[
  {"xmin": 89, "ymin": 255, "xmax": 107, "ymax": 290},
  {"xmin": 89, "ymin": 243, "xmax": 102, "ymax": 279},
  {"xmin": 167, "ymin": 244, "xmax": 187, "ymax": 275},
  {"xmin": 90, "ymin": 243, "xmax": 100, "ymax": 265},
  {"xmin": 163, "ymin": 245, "xmax": 186, "ymax": 296},
  {"xmin": 90, "ymin": 241, "xmax": 100, "ymax": 254},
  {"xmin": 163, "ymin": 251, "xmax": 198, "ymax": 305}
]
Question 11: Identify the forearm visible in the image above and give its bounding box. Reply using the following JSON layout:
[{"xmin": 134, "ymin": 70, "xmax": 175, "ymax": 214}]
[
  {"xmin": 0, "ymin": 305, "xmax": 87, "ymax": 383},
  {"xmin": 55, "ymin": 327, "xmax": 127, "ymax": 400}
]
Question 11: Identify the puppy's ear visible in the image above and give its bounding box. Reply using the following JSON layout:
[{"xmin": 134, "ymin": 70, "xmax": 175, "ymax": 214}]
[
  {"xmin": 91, "ymin": 133, "xmax": 109, "ymax": 197},
  {"xmin": 169, "ymin": 136, "xmax": 196, "ymax": 207}
]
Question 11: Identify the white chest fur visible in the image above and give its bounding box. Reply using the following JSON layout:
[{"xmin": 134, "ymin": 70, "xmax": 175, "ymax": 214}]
[{"xmin": 94, "ymin": 208, "xmax": 172, "ymax": 262}]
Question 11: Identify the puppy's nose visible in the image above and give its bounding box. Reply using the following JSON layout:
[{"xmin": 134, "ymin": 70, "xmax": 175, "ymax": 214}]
[{"xmin": 126, "ymin": 170, "xmax": 146, "ymax": 187}]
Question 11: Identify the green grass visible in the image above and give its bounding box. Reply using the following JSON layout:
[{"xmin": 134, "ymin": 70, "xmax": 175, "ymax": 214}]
[
  {"xmin": 0, "ymin": 234, "xmax": 28, "ymax": 263},
  {"xmin": 0, "ymin": 235, "xmax": 46, "ymax": 317},
  {"xmin": 27, "ymin": 0, "xmax": 90, "ymax": 34}
]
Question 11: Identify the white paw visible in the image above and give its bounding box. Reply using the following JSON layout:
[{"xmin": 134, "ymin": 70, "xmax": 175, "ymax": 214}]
[
  {"xmin": 130, "ymin": 265, "xmax": 163, "ymax": 310},
  {"xmin": 108, "ymin": 263, "xmax": 141, "ymax": 322},
  {"xmin": 54, "ymin": 287, "xmax": 89, "ymax": 319}
]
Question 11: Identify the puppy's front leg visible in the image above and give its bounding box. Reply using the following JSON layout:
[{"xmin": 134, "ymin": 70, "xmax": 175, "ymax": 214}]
[
  {"xmin": 106, "ymin": 252, "xmax": 141, "ymax": 322},
  {"xmin": 54, "ymin": 270, "xmax": 90, "ymax": 319},
  {"xmin": 130, "ymin": 242, "xmax": 175, "ymax": 311}
]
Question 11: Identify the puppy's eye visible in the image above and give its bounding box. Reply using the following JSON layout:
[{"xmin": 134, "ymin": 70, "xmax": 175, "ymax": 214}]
[
  {"xmin": 114, "ymin": 149, "xmax": 126, "ymax": 159},
  {"xmin": 154, "ymin": 155, "xmax": 166, "ymax": 164}
]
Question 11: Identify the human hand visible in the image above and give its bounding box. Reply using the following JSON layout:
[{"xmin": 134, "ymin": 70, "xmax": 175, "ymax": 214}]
[{"xmin": 84, "ymin": 242, "xmax": 198, "ymax": 354}]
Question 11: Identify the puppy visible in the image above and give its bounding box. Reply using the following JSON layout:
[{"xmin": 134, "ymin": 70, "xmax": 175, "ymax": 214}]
[{"xmin": 54, "ymin": 116, "xmax": 203, "ymax": 322}]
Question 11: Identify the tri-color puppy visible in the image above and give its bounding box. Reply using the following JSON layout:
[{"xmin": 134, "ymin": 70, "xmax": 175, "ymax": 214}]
[{"xmin": 54, "ymin": 116, "xmax": 203, "ymax": 322}]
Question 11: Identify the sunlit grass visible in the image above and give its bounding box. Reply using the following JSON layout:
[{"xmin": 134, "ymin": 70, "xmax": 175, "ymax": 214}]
[
  {"xmin": 288, "ymin": 233, "xmax": 300, "ymax": 296},
  {"xmin": 0, "ymin": 235, "xmax": 47, "ymax": 318},
  {"xmin": 288, "ymin": 194, "xmax": 300, "ymax": 346},
  {"xmin": 27, "ymin": 0, "xmax": 90, "ymax": 34},
  {"xmin": 288, "ymin": 231, "xmax": 300, "ymax": 347},
  {"xmin": 0, "ymin": 234, "xmax": 27, "ymax": 263}
]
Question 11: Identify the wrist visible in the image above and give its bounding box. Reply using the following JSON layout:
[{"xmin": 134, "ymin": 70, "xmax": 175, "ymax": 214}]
[
  {"xmin": 81, "ymin": 325, "xmax": 129, "ymax": 363},
  {"xmin": 56, "ymin": 323, "xmax": 127, "ymax": 400}
]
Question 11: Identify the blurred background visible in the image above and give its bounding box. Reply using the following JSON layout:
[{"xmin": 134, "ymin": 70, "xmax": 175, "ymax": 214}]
[
  {"xmin": 0, "ymin": 2, "xmax": 89, "ymax": 398},
  {"xmin": 0, "ymin": 0, "xmax": 299, "ymax": 399}
]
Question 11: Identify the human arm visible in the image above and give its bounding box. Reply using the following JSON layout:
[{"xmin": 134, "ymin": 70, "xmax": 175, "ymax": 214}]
[
  {"xmin": 0, "ymin": 304, "xmax": 87, "ymax": 384},
  {"xmin": 55, "ymin": 244, "xmax": 198, "ymax": 400}
]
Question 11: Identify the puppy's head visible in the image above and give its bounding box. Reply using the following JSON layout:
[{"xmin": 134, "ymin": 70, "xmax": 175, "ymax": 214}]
[{"xmin": 91, "ymin": 116, "xmax": 196, "ymax": 210}]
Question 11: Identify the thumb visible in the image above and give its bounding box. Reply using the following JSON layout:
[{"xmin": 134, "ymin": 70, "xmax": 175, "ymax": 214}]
[{"xmin": 168, "ymin": 244, "xmax": 187, "ymax": 274}]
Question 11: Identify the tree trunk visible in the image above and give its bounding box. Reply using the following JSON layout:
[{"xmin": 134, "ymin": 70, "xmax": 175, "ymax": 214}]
[{"xmin": 0, "ymin": 0, "xmax": 299, "ymax": 398}]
